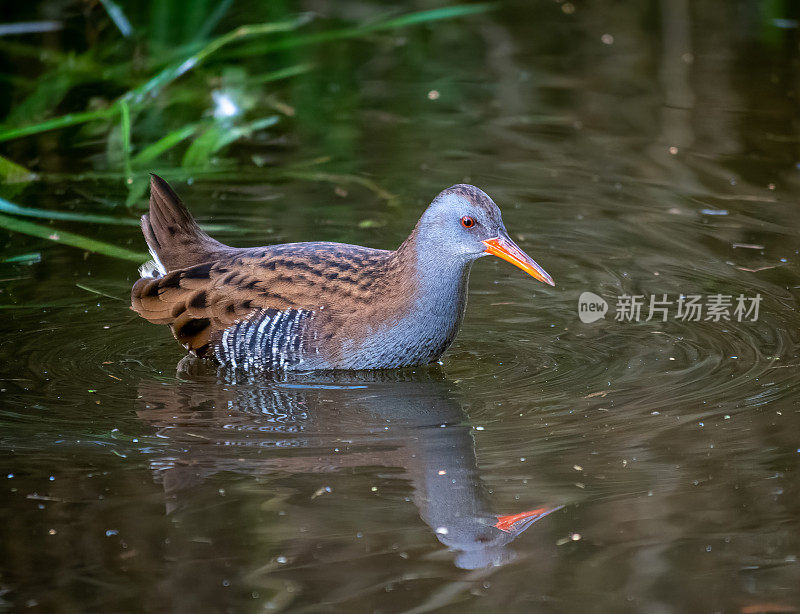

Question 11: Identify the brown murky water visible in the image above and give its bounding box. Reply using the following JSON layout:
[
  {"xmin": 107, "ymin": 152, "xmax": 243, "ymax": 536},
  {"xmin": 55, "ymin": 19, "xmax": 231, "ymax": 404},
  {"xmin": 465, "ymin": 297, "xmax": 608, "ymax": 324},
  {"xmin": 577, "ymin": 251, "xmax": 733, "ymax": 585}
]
[{"xmin": 2, "ymin": 1, "xmax": 800, "ymax": 612}]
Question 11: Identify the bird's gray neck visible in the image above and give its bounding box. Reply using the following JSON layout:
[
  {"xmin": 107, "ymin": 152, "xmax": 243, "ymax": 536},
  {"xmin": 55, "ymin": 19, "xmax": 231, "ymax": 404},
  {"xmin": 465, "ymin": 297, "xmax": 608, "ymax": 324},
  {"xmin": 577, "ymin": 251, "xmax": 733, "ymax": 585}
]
[
  {"xmin": 415, "ymin": 254, "xmax": 473, "ymax": 319},
  {"xmin": 331, "ymin": 235, "xmax": 476, "ymax": 369},
  {"xmin": 396, "ymin": 236, "xmax": 475, "ymax": 350}
]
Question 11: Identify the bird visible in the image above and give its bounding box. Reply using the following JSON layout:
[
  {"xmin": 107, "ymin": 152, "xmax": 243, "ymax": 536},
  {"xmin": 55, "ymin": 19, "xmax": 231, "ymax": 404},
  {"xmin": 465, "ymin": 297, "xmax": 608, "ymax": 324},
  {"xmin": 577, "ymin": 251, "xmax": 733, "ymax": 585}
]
[{"xmin": 131, "ymin": 175, "xmax": 554, "ymax": 371}]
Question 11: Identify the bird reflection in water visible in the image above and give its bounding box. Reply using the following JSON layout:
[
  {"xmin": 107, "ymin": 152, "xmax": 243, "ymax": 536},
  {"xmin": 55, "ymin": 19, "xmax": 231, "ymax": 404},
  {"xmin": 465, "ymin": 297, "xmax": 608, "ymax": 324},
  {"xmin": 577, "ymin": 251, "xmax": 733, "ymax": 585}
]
[{"xmin": 136, "ymin": 362, "xmax": 561, "ymax": 570}]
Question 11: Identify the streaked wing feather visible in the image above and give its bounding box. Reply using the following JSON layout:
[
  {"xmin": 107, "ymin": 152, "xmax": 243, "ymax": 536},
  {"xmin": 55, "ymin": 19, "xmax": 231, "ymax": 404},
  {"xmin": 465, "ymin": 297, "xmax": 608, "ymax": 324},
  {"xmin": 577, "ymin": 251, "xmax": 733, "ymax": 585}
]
[{"xmin": 132, "ymin": 253, "xmax": 322, "ymax": 361}]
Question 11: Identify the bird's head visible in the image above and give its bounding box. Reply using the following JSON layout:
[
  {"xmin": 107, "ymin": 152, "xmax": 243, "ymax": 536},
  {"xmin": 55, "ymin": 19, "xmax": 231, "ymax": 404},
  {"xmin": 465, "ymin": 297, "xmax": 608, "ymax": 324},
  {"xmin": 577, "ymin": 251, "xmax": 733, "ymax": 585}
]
[{"xmin": 414, "ymin": 184, "xmax": 554, "ymax": 286}]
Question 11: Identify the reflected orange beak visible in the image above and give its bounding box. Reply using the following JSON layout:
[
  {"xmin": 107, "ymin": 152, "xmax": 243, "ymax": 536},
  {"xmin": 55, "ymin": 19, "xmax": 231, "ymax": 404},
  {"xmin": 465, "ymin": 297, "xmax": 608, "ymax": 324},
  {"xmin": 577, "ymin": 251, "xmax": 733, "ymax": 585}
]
[
  {"xmin": 482, "ymin": 236, "xmax": 555, "ymax": 286},
  {"xmin": 494, "ymin": 505, "xmax": 562, "ymax": 533}
]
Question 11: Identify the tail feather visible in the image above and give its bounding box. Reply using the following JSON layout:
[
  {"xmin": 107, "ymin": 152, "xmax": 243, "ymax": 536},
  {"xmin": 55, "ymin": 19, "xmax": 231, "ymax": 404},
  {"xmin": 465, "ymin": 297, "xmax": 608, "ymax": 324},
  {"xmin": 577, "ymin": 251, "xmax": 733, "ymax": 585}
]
[
  {"xmin": 140, "ymin": 174, "xmax": 229, "ymax": 274},
  {"xmin": 133, "ymin": 176, "xmax": 239, "ymax": 356}
]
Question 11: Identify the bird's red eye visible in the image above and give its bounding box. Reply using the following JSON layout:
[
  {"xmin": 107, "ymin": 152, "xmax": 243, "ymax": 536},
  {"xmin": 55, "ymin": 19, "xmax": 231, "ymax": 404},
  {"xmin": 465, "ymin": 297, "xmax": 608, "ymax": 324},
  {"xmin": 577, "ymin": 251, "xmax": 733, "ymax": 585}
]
[{"xmin": 461, "ymin": 216, "xmax": 475, "ymax": 228}]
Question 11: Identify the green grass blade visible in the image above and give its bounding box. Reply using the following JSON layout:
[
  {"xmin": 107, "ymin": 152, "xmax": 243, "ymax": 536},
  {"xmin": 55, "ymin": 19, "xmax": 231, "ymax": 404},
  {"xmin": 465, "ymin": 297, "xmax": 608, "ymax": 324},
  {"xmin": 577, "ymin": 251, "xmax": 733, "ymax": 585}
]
[
  {"xmin": 365, "ymin": 4, "xmax": 495, "ymax": 29},
  {"xmin": 120, "ymin": 99, "xmax": 132, "ymax": 181},
  {"xmin": 0, "ymin": 39, "xmax": 66, "ymax": 62},
  {"xmin": 251, "ymin": 63, "xmax": 314, "ymax": 84},
  {"xmin": 196, "ymin": 0, "xmax": 234, "ymax": 42},
  {"xmin": 282, "ymin": 170, "xmax": 396, "ymax": 202},
  {"xmin": 0, "ymin": 196, "xmax": 141, "ymax": 226},
  {"xmin": 76, "ymin": 282, "xmax": 126, "ymax": 301},
  {"xmin": 182, "ymin": 115, "xmax": 279, "ymax": 168},
  {"xmin": 0, "ymin": 21, "xmax": 63, "ymax": 36},
  {"xmin": 6, "ymin": 69, "xmax": 75, "ymax": 125},
  {"xmin": 124, "ymin": 19, "xmax": 305, "ymax": 103},
  {"xmin": 181, "ymin": 127, "xmax": 226, "ymax": 169},
  {"xmin": 0, "ymin": 213, "xmax": 147, "ymax": 262},
  {"xmin": 1, "ymin": 252, "xmax": 40, "ymax": 264},
  {"xmin": 132, "ymin": 123, "xmax": 200, "ymax": 166},
  {"xmin": 0, "ymin": 106, "xmax": 119, "ymax": 143},
  {"xmin": 124, "ymin": 176, "xmax": 149, "ymax": 209},
  {"xmin": 99, "ymin": 0, "xmax": 133, "ymax": 37},
  {"xmin": 0, "ymin": 195, "xmax": 238, "ymax": 233},
  {"xmin": 233, "ymin": 4, "xmax": 495, "ymax": 55},
  {"xmin": 0, "ymin": 155, "xmax": 36, "ymax": 183},
  {"xmin": 0, "ymin": 303, "xmax": 72, "ymax": 310}
]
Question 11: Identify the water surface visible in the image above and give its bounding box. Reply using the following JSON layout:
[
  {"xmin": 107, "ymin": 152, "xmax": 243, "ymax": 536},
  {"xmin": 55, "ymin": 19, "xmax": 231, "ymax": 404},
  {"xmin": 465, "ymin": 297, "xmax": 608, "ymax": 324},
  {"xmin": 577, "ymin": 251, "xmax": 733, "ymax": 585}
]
[{"xmin": 2, "ymin": 1, "xmax": 800, "ymax": 612}]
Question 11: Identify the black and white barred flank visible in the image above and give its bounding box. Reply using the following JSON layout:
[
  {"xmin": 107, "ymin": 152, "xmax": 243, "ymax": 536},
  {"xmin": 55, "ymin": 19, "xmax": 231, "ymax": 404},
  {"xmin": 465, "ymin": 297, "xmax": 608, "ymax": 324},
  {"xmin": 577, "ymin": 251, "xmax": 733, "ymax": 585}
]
[{"xmin": 213, "ymin": 308, "xmax": 313, "ymax": 371}]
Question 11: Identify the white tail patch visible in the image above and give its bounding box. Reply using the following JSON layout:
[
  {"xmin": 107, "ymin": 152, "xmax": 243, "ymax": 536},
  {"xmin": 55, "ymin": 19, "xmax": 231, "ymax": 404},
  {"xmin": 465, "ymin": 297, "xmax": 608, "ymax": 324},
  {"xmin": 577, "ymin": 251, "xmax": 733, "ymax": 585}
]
[{"xmin": 138, "ymin": 247, "xmax": 167, "ymax": 278}]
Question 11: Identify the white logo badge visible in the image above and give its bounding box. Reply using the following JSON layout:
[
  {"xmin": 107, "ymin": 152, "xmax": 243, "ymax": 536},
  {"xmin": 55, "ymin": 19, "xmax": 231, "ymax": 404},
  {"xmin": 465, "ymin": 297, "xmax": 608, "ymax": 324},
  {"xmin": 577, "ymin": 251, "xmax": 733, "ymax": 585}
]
[{"xmin": 578, "ymin": 292, "xmax": 608, "ymax": 323}]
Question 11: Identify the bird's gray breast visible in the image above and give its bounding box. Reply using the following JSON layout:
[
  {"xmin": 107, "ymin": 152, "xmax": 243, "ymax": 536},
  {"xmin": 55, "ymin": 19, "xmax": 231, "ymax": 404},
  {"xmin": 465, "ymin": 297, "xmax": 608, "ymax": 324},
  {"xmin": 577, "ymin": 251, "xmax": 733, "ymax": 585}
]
[{"xmin": 335, "ymin": 264, "xmax": 472, "ymax": 369}]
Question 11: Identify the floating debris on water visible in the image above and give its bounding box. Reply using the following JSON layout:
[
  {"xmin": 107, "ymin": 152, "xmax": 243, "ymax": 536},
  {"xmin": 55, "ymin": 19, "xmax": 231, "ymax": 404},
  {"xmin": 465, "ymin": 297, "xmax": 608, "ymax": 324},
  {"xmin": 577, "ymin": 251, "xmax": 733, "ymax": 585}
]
[
  {"xmin": 556, "ymin": 533, "xmax": 581, "ymax": 546},
  {"xmin": 311, "ymin": 486, "xmax": 332, "ymax": 499}
]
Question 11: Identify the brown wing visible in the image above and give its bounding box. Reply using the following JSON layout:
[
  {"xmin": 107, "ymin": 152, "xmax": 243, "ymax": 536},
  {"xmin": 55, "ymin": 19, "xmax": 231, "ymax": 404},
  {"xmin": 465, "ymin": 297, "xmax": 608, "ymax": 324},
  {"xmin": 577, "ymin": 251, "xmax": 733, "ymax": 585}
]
[
  {"xmin": 132, "ymin": 256, "xmax": 296, "ymax": 356},
  {"xmin": 131, "ymin": 245, "xmax": 395, "ymax": 359}
]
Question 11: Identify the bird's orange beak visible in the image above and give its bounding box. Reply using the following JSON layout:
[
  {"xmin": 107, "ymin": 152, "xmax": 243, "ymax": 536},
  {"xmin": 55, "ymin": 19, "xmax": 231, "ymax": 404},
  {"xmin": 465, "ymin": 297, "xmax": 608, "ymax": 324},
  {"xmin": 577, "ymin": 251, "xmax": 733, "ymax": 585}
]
[{"xmin": 482, "ymin": 236, "xmax": 555, "ymax": 286}]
